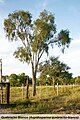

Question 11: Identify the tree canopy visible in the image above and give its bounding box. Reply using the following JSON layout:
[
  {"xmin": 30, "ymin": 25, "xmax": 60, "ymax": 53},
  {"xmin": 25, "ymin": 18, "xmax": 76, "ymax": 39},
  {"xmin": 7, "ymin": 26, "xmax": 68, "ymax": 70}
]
[
  {"xmin": 7, "ymin": 73, "xmax": 31, "ymax": 87},
  {"xmin": 38, "ymin": 56, "xmax": 73, "ymax": 85}
]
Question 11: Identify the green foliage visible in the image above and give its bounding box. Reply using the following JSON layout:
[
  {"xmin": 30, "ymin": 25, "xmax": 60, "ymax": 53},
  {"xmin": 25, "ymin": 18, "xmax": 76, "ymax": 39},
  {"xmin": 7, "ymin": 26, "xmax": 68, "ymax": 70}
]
[
  {"xmin": 18, "ymin": 73, "xmax": 32, "ymax": 86},
  {"xmin": 38, "ymin": 56, "xmax": 73, "ymax": 85},
  {"xmin": 13, "ymin": 47, "xmax": 30, "ymax": 63},
  {"xmin": 7, "ymin": 73, "xmax": 31, "ymax": 87},
  {"xmin": 2, "ymin": 75, "xmax": 8, "ymax": 82},
  {"xmin": 57, "ymin": 29, "xmax": 71, "ymax": 52},
  {"xmin": 75, "ymin": 76, "xmax": 80, "ymax": 84},
  {"xmin": 4, "ymin": 9, "xmax": 71, "ymax": 64},
  {"xmin": 18, "ymin": 73, "xmax": 27, "ymax": 86},
  {"xmin": 4, "ymin": 10, "xmax": 32, "ymax": 41},
  {"xmin": 32, "ymin": 10, "xmax": 56, "ymax": 53},
  {"xmin": 8, "ymin": 74, "xmax": 19, "ymax": 86}
]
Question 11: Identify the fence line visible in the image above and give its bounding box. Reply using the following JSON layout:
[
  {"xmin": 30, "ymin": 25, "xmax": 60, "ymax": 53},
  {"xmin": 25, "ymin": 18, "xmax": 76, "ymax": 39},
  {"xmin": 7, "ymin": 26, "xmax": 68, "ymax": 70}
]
[
  {"xmin": 10, "ymin": 83, "xmax": 80, "ymax": 100},
  {"xmin": 0, "ymin": 84, "xmax": 79, "ymax": 103}
]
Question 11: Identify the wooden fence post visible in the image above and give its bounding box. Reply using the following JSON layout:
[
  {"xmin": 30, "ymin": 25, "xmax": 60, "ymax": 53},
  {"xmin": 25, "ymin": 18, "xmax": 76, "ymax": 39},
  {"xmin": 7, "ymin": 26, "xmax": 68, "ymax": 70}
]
[
  {"xmin": 22, "ymin": 84, "xmax": 24, "ymax": 100},
  {"xmin": 6, "ymin": 83, "xmax": 10, "ymax": 104},
  {"xmin": 57, "ymin": 83, "xmax": 59, "ymax": 96},
  {"xmin": 1, "ymin": 85, "xmax": 3, "ymax": 104},
  {"xmin": 39, "ymin": 83, "xmax": 41, "ymax": 99},
  {"xmin": 26, "ymin": 76, "xmax": 29, "ymax": 99},
  {"xmin": 46, "ymin": 83, "xmax": 48, "ymax": 96}
]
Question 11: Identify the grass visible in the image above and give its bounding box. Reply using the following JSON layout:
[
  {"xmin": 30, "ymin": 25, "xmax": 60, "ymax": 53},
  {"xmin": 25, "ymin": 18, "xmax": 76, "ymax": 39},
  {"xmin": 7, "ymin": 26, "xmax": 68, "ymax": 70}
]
[{"xmin": 0, "ymin": 85, "xmax": 80, "ymax": 114}]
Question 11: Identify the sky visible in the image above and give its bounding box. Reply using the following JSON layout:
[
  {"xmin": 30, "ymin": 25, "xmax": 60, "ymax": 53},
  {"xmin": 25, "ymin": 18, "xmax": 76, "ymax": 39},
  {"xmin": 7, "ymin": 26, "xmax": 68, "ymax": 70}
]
[{"xmin": 0, "ymin": 0, "xmax": 80, "ymax": 77}]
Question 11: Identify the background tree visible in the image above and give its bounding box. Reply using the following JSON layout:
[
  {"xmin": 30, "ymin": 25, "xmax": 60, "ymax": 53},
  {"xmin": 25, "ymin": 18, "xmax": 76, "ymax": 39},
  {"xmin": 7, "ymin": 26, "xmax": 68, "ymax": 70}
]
[
  {"xmin": 8, "ymin": 74, "xmax": 18, "ymax": 86},
  {"xmin": 75, "ymin": 76, "xmax": 80, "ymax": 85},
  {"xmin": 4, "ymin": 10, "xmax": 71, "ymax": 96},
  {"xmin": 18, "ymin": 73, "xmax": 32, "ymax": 86},
  {"xmin": 2, "ymin": 75, "xmax": 8, "ymax": 82},
  {"xmin": 38, "ymin": 56, "xmax": 73, "ymax": 86},
  {"xmin": 7, "ymin": 73, "xmax": 31, "ymax": 87},
  {"xmin": 18, "ymin": 73, "xmax": 27, "ymax": 86}
]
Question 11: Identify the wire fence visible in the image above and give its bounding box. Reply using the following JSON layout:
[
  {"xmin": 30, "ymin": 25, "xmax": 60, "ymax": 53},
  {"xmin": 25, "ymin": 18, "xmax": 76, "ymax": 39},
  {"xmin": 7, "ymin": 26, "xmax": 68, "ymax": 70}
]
[
  {"xmin": 0, "ymin": 84, "xmax": 80, "ymax": 104},
  {"xmin": 0, "ymin": 83, "xmax": 10, "ymax": 104}
]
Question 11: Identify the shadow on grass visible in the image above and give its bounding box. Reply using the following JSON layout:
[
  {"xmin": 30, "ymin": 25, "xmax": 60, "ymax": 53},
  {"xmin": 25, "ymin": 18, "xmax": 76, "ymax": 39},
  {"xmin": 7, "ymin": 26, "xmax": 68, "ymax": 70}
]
[
  {"xmin": 0, "ymin": 100, "xmax": 32, "ymax": 110},
  {"xmin": 1, "ymin": 94, "xmax": 80, "ymax": 114},
  {"xmin": 0, "ymin": 94, "xmax": 65, "ymax": 111},
  {"xmin": 0, "ymin": 104, "xmax": 16, "ymax": 109}
]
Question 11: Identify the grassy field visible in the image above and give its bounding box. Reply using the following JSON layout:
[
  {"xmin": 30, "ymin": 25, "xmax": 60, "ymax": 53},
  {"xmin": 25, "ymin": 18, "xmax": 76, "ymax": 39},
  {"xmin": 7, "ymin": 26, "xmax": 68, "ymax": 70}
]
[{"xmin": 0, "ymin": 85, "xmax": 80, "ymax": 114}]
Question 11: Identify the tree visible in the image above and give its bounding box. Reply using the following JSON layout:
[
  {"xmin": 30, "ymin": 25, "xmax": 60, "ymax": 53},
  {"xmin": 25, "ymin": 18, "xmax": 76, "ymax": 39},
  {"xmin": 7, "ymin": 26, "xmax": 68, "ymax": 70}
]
[
  {"xmin": 75, "ymin": 76, "xmax": 80, "ymax": 85},
  {"xmin": 7, "ymin": 73, "xmax": 31, "ymax": 87},
  {"xmin": 4, "ymin": 10, "xmax": 71, "ymax": 96},
  {"xmin": 18, "ymin": 73, "xmax": 32, "ymax": 86},
  {"xmin": 2, "ymin": 75, "xmax": 8, "ymax": 82},
  {"xmin": 8, "ymin": 74, "xmax": 18, "ymax": 86},
  {"xmin": 38, "ymin": 56, "xmax": 72, "ymax": 86},
  {"xmin": 18, "ymin": 73, "xmax": 28, "ymax": 86}
]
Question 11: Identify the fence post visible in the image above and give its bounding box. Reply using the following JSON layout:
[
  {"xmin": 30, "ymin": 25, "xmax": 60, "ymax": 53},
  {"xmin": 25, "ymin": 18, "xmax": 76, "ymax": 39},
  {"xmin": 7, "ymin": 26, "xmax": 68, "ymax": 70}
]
[
  {"xmin": 57, "ymin": 83, "xmax": 59, "ymax": 96},
  {"xmin": 26, "ymin": 76, "xmax": 29, "ymax": 99},
  {"xmin": 53, "ymin": 78, "xmax": 55, "ymax": 89},
  {"xmin": 39, "ymin": 83, "xmax": 42, "ymax": 99},
  {"xmin": 6, "ymin": 83, "xmax": 10, "ymax": 104},
  {"xmin": 46, "ymin": 83, "xmax": 48, "ymax": 96},
  {"xmin": 1, "ymin": 85, "xmax": 3, "ymax": 104},
  {"xmin": 73, "ymin": 84, "xmax": 75, "ymax": 91},
  {"xmin": 22, "ymin": 84, "xmax": 24, "ymax": 100}
]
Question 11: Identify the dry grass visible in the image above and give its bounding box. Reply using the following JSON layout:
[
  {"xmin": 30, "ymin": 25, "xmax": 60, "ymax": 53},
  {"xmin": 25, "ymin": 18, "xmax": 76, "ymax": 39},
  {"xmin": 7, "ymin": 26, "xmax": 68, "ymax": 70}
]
[{"xmin": 0, "ymin": 85, "xmax": 80, "ymax": 114}]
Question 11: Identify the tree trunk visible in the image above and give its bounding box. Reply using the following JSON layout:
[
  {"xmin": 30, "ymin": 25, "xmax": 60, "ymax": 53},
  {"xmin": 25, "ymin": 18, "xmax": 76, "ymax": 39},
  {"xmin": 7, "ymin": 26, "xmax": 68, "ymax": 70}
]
[
  {"xmin": 32, "ymin": 73, "xmax": 36, "ymax": 96},
  {"xmin": 31, "ymin": 57, "xmax": 37, "ymax": 96}
]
